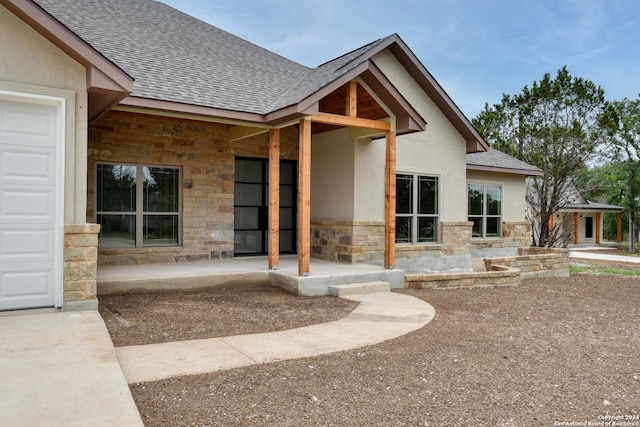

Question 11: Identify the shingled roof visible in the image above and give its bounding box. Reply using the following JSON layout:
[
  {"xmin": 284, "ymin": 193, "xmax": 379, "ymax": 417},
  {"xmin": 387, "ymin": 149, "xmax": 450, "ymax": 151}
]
[
  {"xmin": 467, "ymin": 148, "xmax": 543, "ymax": 176},
  {"xmin": 20, "ymin": 0, "xmax": 484, "ymax": 147},
  {"xmin": 32, "ymin": 0, "xmax": 310, "ymax": 115}
]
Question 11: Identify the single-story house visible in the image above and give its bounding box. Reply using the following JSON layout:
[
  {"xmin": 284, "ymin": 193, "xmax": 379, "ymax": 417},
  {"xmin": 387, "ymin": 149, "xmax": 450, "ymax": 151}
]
[
  {"xmin": 552, "ymin": 197, "xmax": 623, "ymax": 246},
  {"xmin": 0, "ymin": 0, "xmax": 539, "ymax": 311}
]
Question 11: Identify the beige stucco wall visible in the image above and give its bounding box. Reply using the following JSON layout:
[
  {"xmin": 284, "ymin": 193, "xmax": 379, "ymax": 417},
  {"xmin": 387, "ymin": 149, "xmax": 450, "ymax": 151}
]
[
  {"xmin": 466, "ymin": 170, "xmax": 528, "ymax": 222},
  {"xmin": 310, "ymin": 128, "xmax": 355, "ymax": 221},
  {"xmin": 372, "ymin": 50, "xmax": 468, "ymax": 223},
  {"xmin": 0, "ymin": 5, "xmax": 88, "ymax": 224}
]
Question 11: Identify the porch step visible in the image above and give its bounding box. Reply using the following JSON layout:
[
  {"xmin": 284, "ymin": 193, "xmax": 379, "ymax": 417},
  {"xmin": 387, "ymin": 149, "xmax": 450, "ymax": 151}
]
[{"xmin": 329, "ymin": 281, "xmax": 391, "ymax": 297}]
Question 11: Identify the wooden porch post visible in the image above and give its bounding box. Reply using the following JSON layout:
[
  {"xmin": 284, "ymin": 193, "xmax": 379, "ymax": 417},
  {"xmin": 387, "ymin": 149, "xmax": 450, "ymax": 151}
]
[
  {"xmin": 298, "ymin": 119, "xmax": 312, "ymax": 276},
  {"xmin": 268, "ymin": 128, "xmax": 280, "ymax": 270},
  {"xmin": 548, "ymin": 215, "xmax": 554, "ymax": 240},
  {"xmin": 595, "ymin": 212, "xmax": 601, "ymax": 244},
  {"xmin": 384, "ymin": 130, "xmax": 396, "ymax": 269},
  {"xmin": 617, "ymin": 212, "xmax": 623, "ymax": 243},
  {"xmin": 573, "ymin": 212, "xmax": 579, "ymax": 245}
]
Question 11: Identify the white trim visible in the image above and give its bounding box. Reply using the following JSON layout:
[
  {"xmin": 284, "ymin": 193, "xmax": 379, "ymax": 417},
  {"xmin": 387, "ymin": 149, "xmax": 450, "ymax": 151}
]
[{"xmin": 0, "ymin": 90, "xmax": 66, "ymax": 308}]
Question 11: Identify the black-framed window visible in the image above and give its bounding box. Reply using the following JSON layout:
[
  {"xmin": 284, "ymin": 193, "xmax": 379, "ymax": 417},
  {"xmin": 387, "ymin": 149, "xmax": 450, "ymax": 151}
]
[
  {"xmin": 96, "ymin": 163, "xmax": 180, "ymax": 248},
  {"xmin": 468, "ymin": 183, "xmax": 502, "ymax": 238},
  {"xmin": 396, "ymin": 174, "xmax": 438, "ymax": 244}
]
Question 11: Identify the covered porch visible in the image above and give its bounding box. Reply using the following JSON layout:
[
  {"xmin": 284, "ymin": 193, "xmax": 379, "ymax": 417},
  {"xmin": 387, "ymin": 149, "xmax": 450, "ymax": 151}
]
[{"xmin": 97, "ymin": 256, "xmax": 405, "ymax": 297}]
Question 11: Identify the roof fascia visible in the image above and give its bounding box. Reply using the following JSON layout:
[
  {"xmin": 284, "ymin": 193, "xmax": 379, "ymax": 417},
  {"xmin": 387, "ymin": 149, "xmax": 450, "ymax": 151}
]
[
  {"xmin": 466, "ymin": 164, "xmax": 545, "ymax": 176},
  {"xmin": 116, "ymin": 97, "xmax": 273, "ymax": 127},
  {"xmin": 2, "ymin": 0, "xmax": 133, "ymax": 119}
]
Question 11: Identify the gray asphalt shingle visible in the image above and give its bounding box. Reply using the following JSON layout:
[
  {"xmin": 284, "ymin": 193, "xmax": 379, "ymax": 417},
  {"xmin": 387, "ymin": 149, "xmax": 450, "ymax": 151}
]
[
  {"xmin": 466, "ymin": 148, "xmax": 542, "ymax": 174},
  {"xmin": 33, "ymin": 0, "xmax": 312, "ymax": 114}
]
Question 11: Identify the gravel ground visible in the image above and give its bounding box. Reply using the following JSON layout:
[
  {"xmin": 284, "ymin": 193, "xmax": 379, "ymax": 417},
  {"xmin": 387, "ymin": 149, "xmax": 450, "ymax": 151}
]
[{"xmin": 100, "ymin": 273, "xmax": 640, "ymax": 427}]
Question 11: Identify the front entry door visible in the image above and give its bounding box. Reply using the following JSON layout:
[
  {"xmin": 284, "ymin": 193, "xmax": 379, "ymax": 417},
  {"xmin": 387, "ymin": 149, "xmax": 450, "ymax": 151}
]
[{"xmin": 234, "ymin": 158, "xmax": 296, "ymax": 256}]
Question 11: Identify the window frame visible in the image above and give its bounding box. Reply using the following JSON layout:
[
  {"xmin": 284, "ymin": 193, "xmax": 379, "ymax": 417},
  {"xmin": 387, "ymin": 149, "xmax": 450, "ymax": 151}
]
[
  {"xmin": 468, "ymin": 182, "xmax": 502, "ymax": 239},
  {"xmin": 396, "ymin": 173, "xmax": 439, "ymax": 245},
  {"xmin": 96, "ymin": 162, "xmax": 182, "ymax": 248}
]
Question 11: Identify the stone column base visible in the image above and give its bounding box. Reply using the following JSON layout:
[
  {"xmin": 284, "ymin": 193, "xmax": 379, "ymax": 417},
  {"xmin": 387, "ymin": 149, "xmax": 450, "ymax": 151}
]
[{"xmin": 64, "ymin": 224, "xmax": 100, "ymax": 309}]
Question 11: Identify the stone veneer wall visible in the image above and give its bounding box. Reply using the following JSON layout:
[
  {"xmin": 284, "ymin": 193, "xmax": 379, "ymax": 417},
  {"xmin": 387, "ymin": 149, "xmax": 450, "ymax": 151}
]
[
  {"xmin": 405, "ymin": 264, "xmax": 520, "ymax": 289},
  {"xmin": 311, "ymin": 220, "xmax": 476, "ymax": 272},
  {"xmin": 64, "ymin": 224, "xmax": 100, "ymax": 308},
  {"xmin": 88, "ymin": 111, "xmax": 298, "ymax": 265},
  {"xmin": 310, "ymin": 221, "xmax": 385, "ymax": 264},
  {"xmin": 484, "ymin": 247, "xmax": 570, "ymax": 279}
]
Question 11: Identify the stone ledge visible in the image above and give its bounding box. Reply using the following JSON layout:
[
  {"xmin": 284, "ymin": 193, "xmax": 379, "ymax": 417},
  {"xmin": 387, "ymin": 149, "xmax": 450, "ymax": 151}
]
[
  {"xmin": 65, "ymin": 224, "xmax": 101, "ymax": 234},
  {"xmin": 405, "ymin": 265, "xmax": 520, "ymax": 289}
]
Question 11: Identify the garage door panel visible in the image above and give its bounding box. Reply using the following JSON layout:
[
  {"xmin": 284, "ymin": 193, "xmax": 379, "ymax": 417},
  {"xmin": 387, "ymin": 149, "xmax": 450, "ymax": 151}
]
[
  {"xmin": 0, "ymin": 227, "xmax": 53, "ymax": 260},
  {"xmin": 0, "ymin": 145, "xmax": 56, "ymax": 185},
  {"xmin": 0, "ymin": 96, "xmax": 61, "ymax": 310},
  {"xmin": 0, "ymin": 102, "xmax": 57, "ymax": 148},
  {"xmin": 0, "ymin": 263, "xmax": 54, "ymax": 310},
  {"xmin": 0, "ymin": 188, "xmax": 54, "ymax": 223}
]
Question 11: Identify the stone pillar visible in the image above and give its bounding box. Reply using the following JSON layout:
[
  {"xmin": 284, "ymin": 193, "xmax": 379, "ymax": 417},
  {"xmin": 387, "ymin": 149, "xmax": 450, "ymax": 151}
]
[
  {"xmin": 63, "ymin": 224, "xmax": 100, "ymax": 310},
  {"xmin": 502, "ymin": 221, "xmax": 532, "ymax": 247},
  {"xmin": 440, "ymin": 221, "xmax": 473, "ymax": 251}
]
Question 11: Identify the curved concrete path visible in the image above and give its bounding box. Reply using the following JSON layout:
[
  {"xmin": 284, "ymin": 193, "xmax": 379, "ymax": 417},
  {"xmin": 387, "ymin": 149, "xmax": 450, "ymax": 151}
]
[{"xmin": 116, "ymin": 291, "xmax": 435, "ymax": 383}]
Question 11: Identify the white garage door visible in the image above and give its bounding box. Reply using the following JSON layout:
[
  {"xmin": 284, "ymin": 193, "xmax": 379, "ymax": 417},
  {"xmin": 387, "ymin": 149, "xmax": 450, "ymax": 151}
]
[{"xmin": 0, "ymin": 94, "xmax": 63, "ymax": 311}]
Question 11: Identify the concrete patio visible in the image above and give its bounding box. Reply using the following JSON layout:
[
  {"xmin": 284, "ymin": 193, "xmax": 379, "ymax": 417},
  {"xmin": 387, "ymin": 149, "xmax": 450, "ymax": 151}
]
[{"xmin": 98, "ymin": 255, "xmax": 406, "ymax": 296}]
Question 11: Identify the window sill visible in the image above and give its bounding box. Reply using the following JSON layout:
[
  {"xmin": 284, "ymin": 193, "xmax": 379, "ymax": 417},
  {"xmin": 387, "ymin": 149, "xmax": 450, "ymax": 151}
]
[{"xmin": 98, "ymin": 246, "xmax": 183, "ymax": 254}]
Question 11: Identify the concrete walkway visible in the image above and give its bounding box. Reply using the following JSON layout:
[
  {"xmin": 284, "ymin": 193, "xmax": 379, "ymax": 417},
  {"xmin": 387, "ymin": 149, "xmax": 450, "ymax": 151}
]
[
  {"xmin": 117, "ymin": 291, "xmax": 435, "ymax": 383},
  {"xmin": 0, "ymin": 310, "xmax": 144, "ymax": 427},
  {"xmin": 0, "ymin": 290, "xmax": 435, "ymax": 425},
  {"xmin": 570, "ymin": 249, "xmax": 640, "ymax": 264}
]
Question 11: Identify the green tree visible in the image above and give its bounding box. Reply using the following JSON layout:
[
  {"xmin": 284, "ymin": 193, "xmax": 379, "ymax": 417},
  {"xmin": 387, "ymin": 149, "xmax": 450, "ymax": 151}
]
[
  {"xmin": 473, "ymin": 66, "xmax": 612, "ymax": 246},
  {"xmin": 601, "ymin": 97, "xmax": 640, "ymax": 252}
]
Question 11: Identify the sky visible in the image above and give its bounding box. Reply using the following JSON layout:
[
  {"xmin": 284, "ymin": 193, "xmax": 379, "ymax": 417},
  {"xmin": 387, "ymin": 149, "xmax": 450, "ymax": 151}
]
[{"xmin": 161, "ymin": 0, "xmax": 640, "ymax": 119}]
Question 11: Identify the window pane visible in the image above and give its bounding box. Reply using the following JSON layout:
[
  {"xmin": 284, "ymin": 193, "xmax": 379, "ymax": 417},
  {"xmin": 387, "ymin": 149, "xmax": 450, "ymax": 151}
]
[
  {"xmin": 418, "ymin": 176, "xmax": 438, "ymax": 215},
  {"xmin": 144, "ymin": 167, "xmax": 179, "ymax": 212},
  {"xmin": 486, "ymin": 217, "xmax": 500, "ymax": 237},
  {"xmin": 396, "ymin": 174, "xmax": 412, "ymax": 214},
  {"xmin": 468, "ymin": 184, "xmax": 483, "ymax": 215},
  {"xmin": 279, "ymin": 207, "xmax": 293, "ymax": 229},
  {"xmin": 235, "ymin": 207, "xmax": 259, "ymax": 229},
  {"xmin": 280, "ymin": 185, "xmax": 293, "ymax": 207},
  {"xmin": 234, "ymin": 230, "xmax": 262, "ymax": 254},
  {"xmin": 469, "ymin": 216, "xmax": 482, "ymax": 237},
  {"xmin": 486, "ymin": 185, "xmax": 502, "ymax": 215},
  {"xmin": 418, "ymin": 217, "xmax": 437, "ymax": 242},
  {"xmin": 235, "ymin": 183, "xmax": 263, "ymax": 206},
  {"xmin": 279, "ymin": 230, "xmax": 293, "ymax": 253},
  {"xmin": 280, "ymin": 162, "xmax": 294, "ymax": 185},
  {"xmin": 395, "ymin": 216, "xmax": 411, "ymax": 243},
  {"xmin": 236, "ymin": 159, "xmax": 263, "ymax": 183},
  {"xmin": 97, "ymin": 164, "xmax": 136, "ymax": 212},
  {"xmin": 144, "ymin": 215, "xmax": 179, "ymax": 246},
  {"xmin": 98, "ymin": 214, "xmax": 135, "ymax": 248}
]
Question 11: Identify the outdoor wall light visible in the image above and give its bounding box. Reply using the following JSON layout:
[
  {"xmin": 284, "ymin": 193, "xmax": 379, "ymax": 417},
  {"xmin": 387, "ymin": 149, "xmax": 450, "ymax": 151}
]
[{"xmin": 184, "ymin": 179, "xmax": 193, "ymax": 188}]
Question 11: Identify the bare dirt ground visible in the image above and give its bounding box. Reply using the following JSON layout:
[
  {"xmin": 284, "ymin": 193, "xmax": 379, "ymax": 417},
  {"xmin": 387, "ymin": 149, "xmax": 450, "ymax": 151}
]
[
  {"xmin": 99, "ymin": 283, "xmax": 358, "ymax": 347},
  {"xmin": 99, "ymin": 271, "xmax": 640, "ymax": 427}
]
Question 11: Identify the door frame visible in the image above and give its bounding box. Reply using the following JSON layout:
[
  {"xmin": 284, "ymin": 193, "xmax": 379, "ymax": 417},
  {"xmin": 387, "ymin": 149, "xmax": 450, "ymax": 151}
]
[
  {"xmin": 233, "ymin": 157, "xmax": 296, "ymax": 256},
  {"xmin": 0, "ymin": 89, "xmax": 65, "ymax": 309}
]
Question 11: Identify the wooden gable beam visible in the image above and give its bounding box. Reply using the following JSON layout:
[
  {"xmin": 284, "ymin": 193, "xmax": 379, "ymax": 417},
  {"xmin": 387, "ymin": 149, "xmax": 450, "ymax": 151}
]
[{"xmin": 310, "ymin": 112, "xmax": 391, "ymax": 131}]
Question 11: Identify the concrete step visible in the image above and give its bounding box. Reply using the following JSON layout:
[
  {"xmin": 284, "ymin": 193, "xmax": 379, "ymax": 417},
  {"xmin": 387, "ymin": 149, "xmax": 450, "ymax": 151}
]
[{"xmin": 329, "ymin": 281, "xmax": 391, "ymax": 297}]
